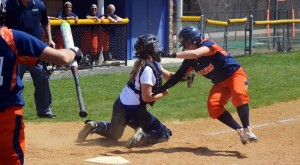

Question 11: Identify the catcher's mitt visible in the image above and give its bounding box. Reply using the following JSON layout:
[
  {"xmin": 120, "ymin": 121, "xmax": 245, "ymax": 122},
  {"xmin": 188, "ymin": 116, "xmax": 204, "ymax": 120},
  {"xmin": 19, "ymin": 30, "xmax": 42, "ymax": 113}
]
[
  {"xmin": 180, "ymin": 71, "xmax": 195, "ymax": 88},
  {"xmin": 186, "ymin": 71, "xmax": 195, "ymax": 88}
]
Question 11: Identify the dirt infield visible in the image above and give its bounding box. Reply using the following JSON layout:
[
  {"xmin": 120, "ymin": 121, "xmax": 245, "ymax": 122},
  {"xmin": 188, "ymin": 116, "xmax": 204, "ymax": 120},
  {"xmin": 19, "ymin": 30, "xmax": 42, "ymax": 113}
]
[{"xmin": 24, "ymin": 99, "xmax": 300, "ymax": 165}]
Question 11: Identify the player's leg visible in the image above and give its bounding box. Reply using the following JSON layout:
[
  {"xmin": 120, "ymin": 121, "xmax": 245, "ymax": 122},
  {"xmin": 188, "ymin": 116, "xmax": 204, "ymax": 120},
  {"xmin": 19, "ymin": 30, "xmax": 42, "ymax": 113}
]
[
  {"xmin": 0, "ymin": 106, "xmax": 25, "ymax": 165},
  {"xmin": 29, "ymin": 62, "xmax": 54, "ymax": 118},
  {"xmin": 230, "ymin": 68, "xmax": 257, "ymax": 143},
  {"xmin": 208, "ymin": 82, "xmax": 250, "ymax": 144},
  {"xmin": 208, "ymin": 83, "xmax": 241, "ymax": 129},
  {"xmin": 77, "ymin": 97, "xmax": 127, "ymax": 142},
  {"xmin": 126, "ymin": 107, "xmax": 172, "ymax": 148}
]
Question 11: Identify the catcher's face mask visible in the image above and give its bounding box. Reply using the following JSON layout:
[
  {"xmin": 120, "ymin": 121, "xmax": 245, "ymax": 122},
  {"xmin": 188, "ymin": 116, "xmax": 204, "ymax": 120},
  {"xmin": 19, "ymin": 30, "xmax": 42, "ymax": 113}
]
[{"xmin": 134, "ymin": 34, "xmax": 162, "ymax": 62}]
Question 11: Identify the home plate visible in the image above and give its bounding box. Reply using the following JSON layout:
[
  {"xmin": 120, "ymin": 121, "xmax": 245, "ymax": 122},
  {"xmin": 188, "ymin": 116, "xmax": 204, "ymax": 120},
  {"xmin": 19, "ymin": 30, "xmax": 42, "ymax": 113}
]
[{"xmin": 84, "ymin": 156, "xmax": 130, "ymax": 164}]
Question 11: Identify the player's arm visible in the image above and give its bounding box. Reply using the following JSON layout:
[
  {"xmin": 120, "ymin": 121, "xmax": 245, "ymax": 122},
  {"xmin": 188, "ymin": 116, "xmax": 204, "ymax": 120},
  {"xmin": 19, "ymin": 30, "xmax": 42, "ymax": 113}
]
[
  {"xmin": 141, "ymin": 83, "xmax": 168, "ymax": 103},
  {"xmin": 39, "ymin": 47, "xmax": 77, "ymax": 66},
  {"xmin": 156, "ymin": 60, "xmax": 191, "ymax": 94},
  {"xmin": 161, "ymin": 68, "xmax": 174, "ymax": 81},
  {"xmin": 86, "ymin": 15, "xmax": 100, "ymax": 22},
  {"xmin": 114, "ymin": 15, "xmax": 123, "ymax": 22},
  {"xmin": 175, "ymin": 46, "xmax": 211, "ymax": 59},
  {"xmin": 107, "ymin": 16, "xmax": 118, "ymax": 23},
  {"xmin": 13, "ymin": 29, "xmax": 81, "ymax": 66}
]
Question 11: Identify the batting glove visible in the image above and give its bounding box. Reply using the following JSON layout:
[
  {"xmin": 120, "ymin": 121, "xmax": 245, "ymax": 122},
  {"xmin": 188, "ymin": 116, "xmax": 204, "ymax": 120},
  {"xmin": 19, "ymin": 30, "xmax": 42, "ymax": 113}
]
[
  {"xmin": 70, "ymin": 47, "xmax": 83, "ymax": 63},
  {"xmin": 157, "ymin": 51, "xmax": 177, "ymax": 58}
]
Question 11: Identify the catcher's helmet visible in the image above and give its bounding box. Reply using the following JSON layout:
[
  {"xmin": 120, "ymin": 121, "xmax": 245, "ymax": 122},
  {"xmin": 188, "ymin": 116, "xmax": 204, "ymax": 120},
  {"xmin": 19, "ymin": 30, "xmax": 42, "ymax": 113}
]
[
  {"xmin": 0, "ymin": 0, "xmax": 6, "ymax": 25},
  {"xmin": 134, "ymin": 34, "xmax": 162, "ymax": 62},
  {"xmin": 178, "ymin": 26, "xmax": 202, "ymax": 48}
]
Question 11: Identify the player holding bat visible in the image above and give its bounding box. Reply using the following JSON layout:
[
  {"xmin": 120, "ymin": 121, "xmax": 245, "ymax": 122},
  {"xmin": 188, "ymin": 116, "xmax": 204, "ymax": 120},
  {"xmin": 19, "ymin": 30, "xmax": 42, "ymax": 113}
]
[
  {"xmin": 156, "ymin": 26, "xmax": 257, "ymax": 145},
  {"xmin": 0, "ymin": 4, "xmax": 82, "ymax": 164}
]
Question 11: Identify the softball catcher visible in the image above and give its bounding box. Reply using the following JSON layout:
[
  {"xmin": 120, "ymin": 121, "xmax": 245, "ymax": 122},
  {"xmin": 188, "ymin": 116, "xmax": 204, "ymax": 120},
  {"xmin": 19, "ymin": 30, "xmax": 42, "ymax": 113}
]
[{"xmin": 77, "ymin": 34, "xmax": 173, "ymax": 148}]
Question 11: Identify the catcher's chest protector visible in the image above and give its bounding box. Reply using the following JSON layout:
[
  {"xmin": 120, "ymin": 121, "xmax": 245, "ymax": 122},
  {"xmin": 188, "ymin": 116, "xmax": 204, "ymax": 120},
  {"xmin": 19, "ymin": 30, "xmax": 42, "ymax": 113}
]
[{"xmin": 127, "ymin": 61, "xmax": 162, "ymax": 106}]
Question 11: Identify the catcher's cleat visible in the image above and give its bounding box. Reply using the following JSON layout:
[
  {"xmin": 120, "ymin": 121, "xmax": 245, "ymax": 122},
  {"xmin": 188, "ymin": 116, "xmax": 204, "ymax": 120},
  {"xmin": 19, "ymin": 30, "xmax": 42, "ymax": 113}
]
[
  {"xmin": 77, "ymin": 121, "xmax": 97, "ymax": 142},
  {"xmin": 126, "ymin": 128, "xmax": 147, "ymax": 149},
  {"xmin": 237, "ymin": 128, "xmax": 248, "ymax": 145},
  {"xmin": 245, "ymin": 126, "xmax": 257, "ymax": 143}
]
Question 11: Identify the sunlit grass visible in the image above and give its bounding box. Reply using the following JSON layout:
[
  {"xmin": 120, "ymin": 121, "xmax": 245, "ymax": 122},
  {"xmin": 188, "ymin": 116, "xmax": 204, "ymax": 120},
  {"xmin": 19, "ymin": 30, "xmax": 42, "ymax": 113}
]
[{"xmin": 23, "ymin": 51, "xmax": 300, "ymax": 122}]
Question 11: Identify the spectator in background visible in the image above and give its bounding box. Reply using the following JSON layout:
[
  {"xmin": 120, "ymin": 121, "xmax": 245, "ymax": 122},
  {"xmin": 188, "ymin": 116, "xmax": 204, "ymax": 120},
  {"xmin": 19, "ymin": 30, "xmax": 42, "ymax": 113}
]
[
  {"xmin": 5, "ymin": 0, "xmax": 57, "ymax": 118},
  {"xmin": 57, "ymin": 1, "xmax": 78, "ymax": 23},
  {"xmin": 55, "ymin": 1, "xmax": 78, "ymax": 49},
  {"xmin": 82, "ymin": 4, "xmax": 102, "ymax": 66},
  {"xmin": 99, "ymin": 4, "xmax": 123, "ymax": 63}
]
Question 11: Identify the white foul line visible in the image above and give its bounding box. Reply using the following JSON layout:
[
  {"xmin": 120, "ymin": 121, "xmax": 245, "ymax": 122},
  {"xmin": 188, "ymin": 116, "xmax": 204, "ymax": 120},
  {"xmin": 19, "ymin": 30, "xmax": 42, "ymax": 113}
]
[{"xmin": 205, "ymin": 117, "xmax": 297, "ymax": 136}]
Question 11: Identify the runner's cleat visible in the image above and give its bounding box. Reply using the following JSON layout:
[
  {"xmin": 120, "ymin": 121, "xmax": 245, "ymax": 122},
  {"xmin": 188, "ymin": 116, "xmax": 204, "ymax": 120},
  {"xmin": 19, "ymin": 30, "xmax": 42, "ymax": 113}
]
[
  {"xmin": 237, "ymin": 128, "xmax": 248, "ymax": 145},
  {"xmin": 245, "ymin": 126, "xmax": 258, "ymax": 143}
]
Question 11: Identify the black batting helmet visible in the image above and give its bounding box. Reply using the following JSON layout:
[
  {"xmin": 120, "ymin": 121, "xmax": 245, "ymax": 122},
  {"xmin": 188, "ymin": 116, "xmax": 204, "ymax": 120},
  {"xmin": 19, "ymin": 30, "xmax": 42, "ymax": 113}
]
[
  {"xmin": 178, "ymin": 26, "xmax": 202, "ymax": 48},
  {"xmin": 134, "ymin": 34, "xmax": 162, "ymax": 62}
]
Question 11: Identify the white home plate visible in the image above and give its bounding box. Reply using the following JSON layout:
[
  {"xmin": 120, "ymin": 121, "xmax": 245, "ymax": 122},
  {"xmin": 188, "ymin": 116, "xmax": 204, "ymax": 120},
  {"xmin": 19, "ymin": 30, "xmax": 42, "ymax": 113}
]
[{"xmin": 84, "ymin": 156, "xmax": 130, "ymax": 164}]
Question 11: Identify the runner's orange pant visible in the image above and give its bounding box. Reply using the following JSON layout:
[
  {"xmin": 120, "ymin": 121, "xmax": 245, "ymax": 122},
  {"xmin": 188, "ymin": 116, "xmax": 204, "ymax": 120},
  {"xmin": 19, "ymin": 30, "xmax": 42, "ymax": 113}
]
[
  {"xmin": 0, "ymin": 106, "xmax": 25, "ymax": 165},
  {"xmin": 207, "ymin": 67, "xmax": 250, "ymax": 119}
]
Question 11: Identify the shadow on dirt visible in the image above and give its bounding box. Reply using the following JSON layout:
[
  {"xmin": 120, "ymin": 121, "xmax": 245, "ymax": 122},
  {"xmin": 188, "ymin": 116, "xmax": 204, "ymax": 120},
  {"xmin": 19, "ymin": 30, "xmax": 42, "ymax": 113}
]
[
  {"xmin": 75, "ymin": 137, "xmax": 127, "ymax": 147},
  {"xmin": 110, "ymin": 147, "xmax": 247, "ymax": 159}
]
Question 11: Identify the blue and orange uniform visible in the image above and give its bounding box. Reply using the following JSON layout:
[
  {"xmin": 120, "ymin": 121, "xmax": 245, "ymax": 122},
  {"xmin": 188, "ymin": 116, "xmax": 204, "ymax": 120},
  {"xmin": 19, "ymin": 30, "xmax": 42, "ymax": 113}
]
[
  {"xmin": 0, "ymin": 26, "xmax": 47, "ymax": 165},
  {"xmin": 159, "ymin": 39, "xmax": 249, "ymax": 119},
  {"xmin": 5, "ymin": 0, "xmax": 56, "ymax": 118}
]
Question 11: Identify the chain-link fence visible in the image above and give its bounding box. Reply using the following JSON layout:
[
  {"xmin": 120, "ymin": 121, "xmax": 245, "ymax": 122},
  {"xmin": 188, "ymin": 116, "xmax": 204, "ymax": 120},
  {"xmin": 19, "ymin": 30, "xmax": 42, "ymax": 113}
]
[
  {"xmin": 180, "ymin": 15, "xmax": 299, "ymax": 55},
  {"xmin": 174, "ymin": 0, "xmax": 300, "ymax": 55},
  {"xmin": 50, "ymin": 22, "xmax": 127, "ymax": 70}
]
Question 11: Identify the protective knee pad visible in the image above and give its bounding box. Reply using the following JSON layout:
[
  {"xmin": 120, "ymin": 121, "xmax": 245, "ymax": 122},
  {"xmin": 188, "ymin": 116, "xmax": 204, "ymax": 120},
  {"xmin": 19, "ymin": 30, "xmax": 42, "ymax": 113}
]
[{"xmin": 146, "ymin": 124, "xmax": 172, "ymax": 144}]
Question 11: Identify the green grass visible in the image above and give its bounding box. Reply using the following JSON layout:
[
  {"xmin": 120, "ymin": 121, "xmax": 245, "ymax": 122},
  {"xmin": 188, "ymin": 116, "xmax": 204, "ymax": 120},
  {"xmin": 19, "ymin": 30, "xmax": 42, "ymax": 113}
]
[{"xmin": 23, "ymin": 51, "xmax": 300, "ymax": 122}]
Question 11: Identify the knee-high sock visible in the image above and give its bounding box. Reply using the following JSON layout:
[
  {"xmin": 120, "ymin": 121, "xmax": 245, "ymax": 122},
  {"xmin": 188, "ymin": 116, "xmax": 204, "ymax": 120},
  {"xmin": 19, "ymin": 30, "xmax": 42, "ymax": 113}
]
[
  {"xmin": 237, "ymin": 104, "xmax": 250, "ymax": 128},
  {"xmin": 94, "ymin": 121, "xmax": 109, "ymax": 134},
  {"xmin": 217, "ymin": 110, "xmax": 242, "ymax": 130}
]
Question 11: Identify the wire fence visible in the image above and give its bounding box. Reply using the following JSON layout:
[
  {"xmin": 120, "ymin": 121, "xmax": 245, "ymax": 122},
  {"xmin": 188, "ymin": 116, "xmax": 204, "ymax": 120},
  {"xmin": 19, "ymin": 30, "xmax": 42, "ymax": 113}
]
[
  {"xmin": 178, "ymin": 14, "xmax": 299, "ymax": 56},
  {"xmin": 174, "ymin": 0, "xmax": 300, "ymax": 55},
  {"xmin": 48, "ymin": 20, "xmax": 128, "ymax": 70}
]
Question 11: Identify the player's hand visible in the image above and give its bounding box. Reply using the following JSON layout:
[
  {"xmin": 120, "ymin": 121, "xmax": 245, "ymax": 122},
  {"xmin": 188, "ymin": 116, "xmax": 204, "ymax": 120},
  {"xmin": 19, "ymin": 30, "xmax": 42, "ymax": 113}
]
[
  {"xmin": 70, "ymin": 47, "xmax": 83, "ymax": 63},
  {"xmin": 48, "ymin": 40, "xmax": 56, "ymax": 49},
  {"xmin": 162, "ymin": 89, "xmax": 169, "ymax": 96},
  {"xmin": 157, "ymin": 51, "xmax": 176, "ymax": 58}
]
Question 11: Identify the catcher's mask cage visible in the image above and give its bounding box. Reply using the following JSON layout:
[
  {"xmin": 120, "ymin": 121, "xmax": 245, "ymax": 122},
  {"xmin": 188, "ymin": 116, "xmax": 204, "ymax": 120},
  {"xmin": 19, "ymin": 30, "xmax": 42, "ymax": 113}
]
[
  {"xmin": 179, "ymin": 26, "xmax": 202, "ymax": 49},
  {"xmin": 134, "ymin": 34, "xmax": 162, "ymax": 62},
  {"xmin": 0, "ymin": 0, "xmax": 6, "ymax": 25}
]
